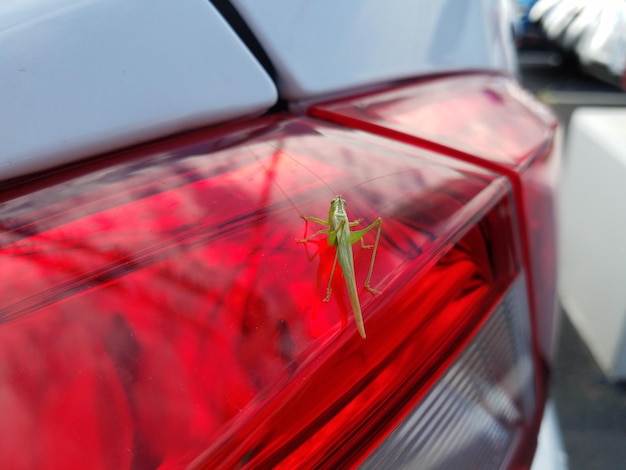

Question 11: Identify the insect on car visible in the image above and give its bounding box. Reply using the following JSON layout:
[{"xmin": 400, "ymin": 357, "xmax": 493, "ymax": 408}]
[{"xmin": 0, "ymin": 1, "xmax": 563, "ymax": 468}]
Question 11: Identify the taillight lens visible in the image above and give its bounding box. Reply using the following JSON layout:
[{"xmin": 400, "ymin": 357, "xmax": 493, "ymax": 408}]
[
  {"xmin": 361, "ymin": 276, "xmax": 534, "ymax": 469},
  {"xmin": 311, "ymin": 73, "xmax": 561, "ymax": 365},
  {"xmin": 309, "ymin": 74, "xmax": 562, "ymax": 468},
  {"xmin": 0, "ymin": 81, "xmax": 551, "ymax": 468}
]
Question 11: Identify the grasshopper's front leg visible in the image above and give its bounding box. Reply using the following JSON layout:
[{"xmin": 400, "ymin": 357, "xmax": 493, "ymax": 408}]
[
  {"xmin": 295, "ymin": 215, "xmax": 329, "ymax": 243},
  {"xmin": 297, "ymin": 216, "xmax": 344, "ymax": 307}
]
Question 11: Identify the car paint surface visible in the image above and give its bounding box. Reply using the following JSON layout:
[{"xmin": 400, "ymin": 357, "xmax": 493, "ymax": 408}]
[
  {"xmin": 0, "ymin": 0, "xmax": 277, "ymax": 180},
  {"xmin": 231, "ymin": 0, "xmax": 519, "ymax": 100}
]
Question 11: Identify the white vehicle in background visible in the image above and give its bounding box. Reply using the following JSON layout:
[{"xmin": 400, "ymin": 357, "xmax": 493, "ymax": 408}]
[{"xmin": 0, "ymin": 1, "xmax": 566, "ymax": 468}]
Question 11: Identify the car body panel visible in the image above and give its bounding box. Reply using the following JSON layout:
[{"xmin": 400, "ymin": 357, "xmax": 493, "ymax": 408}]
[
  {"xmin": 231, "ymin": 0, "xmax": 519, "ymax": 100},
  {"xmin": 0, "ymin": 0, "xmax": 277, "ymax": 180},
  {"xmin": 531, "ymin": 400, "xmax": 569, "ymax": 470}
]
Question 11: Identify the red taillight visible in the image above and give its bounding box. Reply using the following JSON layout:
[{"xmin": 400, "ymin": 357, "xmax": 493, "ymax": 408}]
[
  {"xmin": 193, "ymin": 183, "xmax": 524, "ymax": 469},
  {"xmin": 362, "ymin": 276, "xmax": 534, "ymax": 469},
  {"xmin": 0, "ymin": 75, "xmax": 558, "ymax": 469},
  {"xmin": 310, "ymin": 73, "xmax": 561, "ymax": 467},
  {"xmin": 310, "ymin": 74, "xmax": 561, "ymax": 366}
]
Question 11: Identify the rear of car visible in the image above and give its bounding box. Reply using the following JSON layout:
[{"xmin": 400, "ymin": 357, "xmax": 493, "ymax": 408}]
[{"xmin": 0, "ymin": 1, "xmax": 562, "ymax": 468}]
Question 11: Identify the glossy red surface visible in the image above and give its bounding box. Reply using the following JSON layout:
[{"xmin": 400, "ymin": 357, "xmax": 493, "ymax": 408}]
[
  {"xmin": 311, "ymin": 74, "xmax": 562, "ymax": 468},
  {"xmin": 0, "ymin": 117, "xmax": 520, "ymax": 467},
  {"xmin": 311, "ymin": 72, "xmax": 561, "ymax": 364},
  {"xmin": 310, "ymin": 74, "xmax": 556, "ymax": 166}
]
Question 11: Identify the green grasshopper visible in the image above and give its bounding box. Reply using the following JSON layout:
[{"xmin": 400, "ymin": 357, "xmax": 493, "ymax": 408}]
[{"xmin": 296, "ymin": 195, "xmax": 382, "ymax": 339}]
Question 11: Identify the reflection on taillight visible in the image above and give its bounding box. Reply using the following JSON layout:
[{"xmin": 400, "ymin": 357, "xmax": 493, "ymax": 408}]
[
  {"xmin": 310, "ymin": 73, "xmax": 561, "ymax": 366},
  {"xmin": 310, "ymin": 77, "xmax": 560, "ymax": 468},
  {"xmin": 193, "ymin": 191, "xmax": 522, "ymax": 469},
  {"xmin": 0, "ymin": 115, "xmax": 530, "ymax": 468}
]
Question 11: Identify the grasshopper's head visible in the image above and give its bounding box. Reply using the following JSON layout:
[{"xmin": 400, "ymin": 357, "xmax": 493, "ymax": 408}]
[{"xmin": 329, "ymin": 195, "xmax": 347, "ymax": 217}]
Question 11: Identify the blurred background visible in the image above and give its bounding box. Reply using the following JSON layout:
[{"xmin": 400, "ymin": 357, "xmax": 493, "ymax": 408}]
[{"xmin": 514, "ymin": 1, "xmax": 626, "ymax": 469}]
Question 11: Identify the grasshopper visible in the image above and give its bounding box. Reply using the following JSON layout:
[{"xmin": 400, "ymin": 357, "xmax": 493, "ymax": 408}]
[{"xmin": 297, "ymin": 195, "xmax": 382, "ymax": 339}]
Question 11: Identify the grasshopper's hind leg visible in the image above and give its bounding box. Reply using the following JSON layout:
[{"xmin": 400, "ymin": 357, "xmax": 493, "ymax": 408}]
[{"xmin": 349, "ymin": 218, "xmax": 383, "ymax": 296}]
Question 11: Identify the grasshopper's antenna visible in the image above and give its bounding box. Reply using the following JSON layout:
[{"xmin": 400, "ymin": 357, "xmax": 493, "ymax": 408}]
[
  {"xmin": 248, "ymin": 143, "xmax": 310, "ymax": 218},
  {"xmin": 261, "ymin": 141, "xmax": 423, "ymax": 203},
  {"xmin": 341, "ymin": 169, "xmax": 425, "ymax": 198},
  {"xmin": 262, "ymin": 142, "xmax": 338, "ymax": 197}
]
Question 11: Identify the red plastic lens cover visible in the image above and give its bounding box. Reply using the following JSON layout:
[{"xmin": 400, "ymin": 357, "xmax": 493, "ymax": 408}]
[
  {"xmin": 310, "ymin": 74, "xmax": 557, "ymax": 167},
  {"xmin": 311, "ymin": 73, "xmax": 561, "ymax": 364},
  {"xmin": 0, "ymin": 117, "xmax": 519, "ymax": 468}
]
